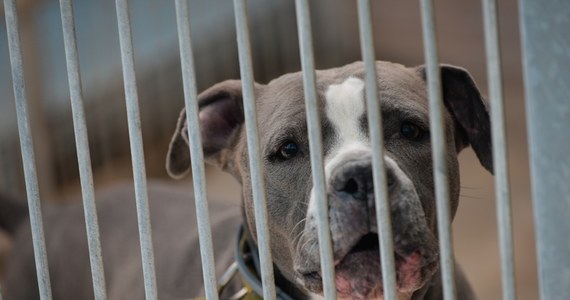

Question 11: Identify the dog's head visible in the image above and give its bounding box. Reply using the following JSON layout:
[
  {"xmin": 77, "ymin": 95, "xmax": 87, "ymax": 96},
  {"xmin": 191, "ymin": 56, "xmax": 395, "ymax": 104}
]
[{"xmin": 167, "ymin": 61, "xmax": 492, "ymax": 299}]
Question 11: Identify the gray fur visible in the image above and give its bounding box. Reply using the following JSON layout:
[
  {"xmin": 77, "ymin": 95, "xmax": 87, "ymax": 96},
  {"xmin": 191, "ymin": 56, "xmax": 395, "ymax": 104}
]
[
  {"xmin": 3, "ymin": 61, "xmax": 490, "ymax": 299},
  {"xmin": 2, "ymin": 182, "xmax": 241, "ymax": 299}
]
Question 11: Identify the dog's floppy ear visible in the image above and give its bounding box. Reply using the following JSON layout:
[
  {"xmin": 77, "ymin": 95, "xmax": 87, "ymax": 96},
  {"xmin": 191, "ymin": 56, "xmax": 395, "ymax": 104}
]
[
  {"xmin": 166, "ymin": 80, "xmax": 244, "ymax": 179},
  {"xmin": 416, "ymin": 64, "xmax": 493, "ymax": 173}
]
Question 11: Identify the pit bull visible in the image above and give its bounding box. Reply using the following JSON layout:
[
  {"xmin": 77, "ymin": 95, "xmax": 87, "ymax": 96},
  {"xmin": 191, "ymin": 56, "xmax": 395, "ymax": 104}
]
[{"xmin": 1, "ymin": 61, "xmax": 491, "ymax": 299}]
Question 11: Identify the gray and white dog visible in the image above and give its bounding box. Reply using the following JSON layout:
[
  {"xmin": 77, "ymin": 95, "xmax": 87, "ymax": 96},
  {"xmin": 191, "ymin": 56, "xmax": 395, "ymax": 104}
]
[{"xmin": 2, "ymin": 61, "xmax": 491, "ymax": 300}]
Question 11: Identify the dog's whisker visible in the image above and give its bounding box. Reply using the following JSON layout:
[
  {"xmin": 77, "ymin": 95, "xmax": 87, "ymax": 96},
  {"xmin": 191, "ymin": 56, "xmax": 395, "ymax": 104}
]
[
  {"xmin": 292, "ymin": 231, "xmax": 307, "ymax": 249},
  {"xmin": 299, "ymin": 235, "xmax": 317, "ymax": 253},
  {"xmin": 459, "ymin": 194, "xmax": 483, "ymax": 200},
  {"xmin": 290, "ymin": 218, "xmax": 308, "ymax": 243},
  {"xmin": 291, "ymin": 218, "xmax": 307, "ymax": 235},
  {"xmin": 460, "ymin": 185, "xmax": 483, "ymax": 190},
  {"xmin": 295, "ymin": 227, "xmax": 314, "ymax": 248}
]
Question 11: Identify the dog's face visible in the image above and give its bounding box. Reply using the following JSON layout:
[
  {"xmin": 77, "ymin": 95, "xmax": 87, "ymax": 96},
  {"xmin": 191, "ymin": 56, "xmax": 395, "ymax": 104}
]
[{"xmin": 167, "ymin": 61, "xmax": 492, "ymax": 299}]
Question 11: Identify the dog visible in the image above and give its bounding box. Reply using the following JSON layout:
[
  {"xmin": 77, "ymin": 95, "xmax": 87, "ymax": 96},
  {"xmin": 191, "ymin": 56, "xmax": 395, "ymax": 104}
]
[{"xmin": 1, "ymin": 61, "xmax": 491, "ymax": 299}]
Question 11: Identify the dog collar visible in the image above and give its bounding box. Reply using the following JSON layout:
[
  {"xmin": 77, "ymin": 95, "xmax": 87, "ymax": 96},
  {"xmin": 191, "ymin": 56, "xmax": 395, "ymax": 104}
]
[
  {"xmin": 192, "ymin": 226, "xmax": 296, "ymax": 300},
  {"xmin": 229, "ymin": 225, "xmax": 296, "ymax": 300},
  {"xmin": 191, "ymin": 229, "xmax": 260, "ymax": 300}
]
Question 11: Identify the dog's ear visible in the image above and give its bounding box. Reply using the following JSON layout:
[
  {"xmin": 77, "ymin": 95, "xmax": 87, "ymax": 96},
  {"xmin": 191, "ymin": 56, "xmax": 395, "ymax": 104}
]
[
  {"xmin": 416, "ymin": 64, "xmax": 493, "ymax": 173},
  {"xmin": 166, "ymin": 80, "xmax": 244, "ymax": 179}
]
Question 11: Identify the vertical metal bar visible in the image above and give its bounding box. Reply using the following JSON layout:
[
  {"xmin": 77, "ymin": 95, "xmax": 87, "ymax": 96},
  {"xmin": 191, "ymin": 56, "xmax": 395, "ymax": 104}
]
[
  {"xmin": 114, "ymin": 0, "xmax": 158, "ymax": 299},
  {"xmin": 3, "ymin": 0, "xmax": 53, "ymax": 299},
  {"xmin": 519, "ymin": 1, "xmax": 570, "ymax": 299},
  {"xmin": 419, "ymin": 1, "xmax": 457, "ymax": 299},
  {"xmin": 232, "ymin": 0, "xmax": 277, "ymax": 298},
  {"xmin": 174, "ymin": 1, "xmax": 219, "ymax": 299},
  {"xmin": 59, "ymin": 1, "xmax": 107, "ymax": 299},
  {"xmin": 294, "ymin": 1, "xmax": 337, "ymax": 299},
  {"xmin": 481, "ymin": 1, "xmax": 517, "ymax": 300},
  {"xmin": 356, "ymin": 1, "xmax": 398, "ymax": 300}
]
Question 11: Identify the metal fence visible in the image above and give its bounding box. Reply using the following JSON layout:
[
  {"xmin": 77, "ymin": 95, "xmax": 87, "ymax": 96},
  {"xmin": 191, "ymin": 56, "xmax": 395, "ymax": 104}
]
[{"xmin": 2, "ymin": 0, "xmax": 569, "ymax": 299}]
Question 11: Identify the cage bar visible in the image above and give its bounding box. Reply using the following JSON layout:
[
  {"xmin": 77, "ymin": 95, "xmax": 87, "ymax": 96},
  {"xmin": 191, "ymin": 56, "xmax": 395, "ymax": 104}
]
[
  {"xmin": 356, "ymin": 1, "xmax": 398, "ymax": 299},
  {"xmin": 174, "ymin": 1, "xmax": 219, "ymax": 299},
  {"xmin": 519, "ymin": 0, "xmax": 570, "ymax": 299},
  {"xmin": 294, "ymin": 0, "xmax": 337, "ymax": 299},
  {"xmin": 3, "ymin": 0, "xmax": 53, "ymax": 299},
  {"xmin": 58, "ymin": 0, "xmax": 107, "ymax": 298},
  {"xmin": 114, "ymin": 0, "xmax": 158, "ymax": 299},
  {"xmin": 232, "ymin": 0, "xmax": 277, "ymax": 298},
  {"xmin": 481, "ymin": 1, "xmax": 517, "ymax": 299},
  {"xmin": 419, "ymin": 0, "xmax": 457, "ymax": 299}
]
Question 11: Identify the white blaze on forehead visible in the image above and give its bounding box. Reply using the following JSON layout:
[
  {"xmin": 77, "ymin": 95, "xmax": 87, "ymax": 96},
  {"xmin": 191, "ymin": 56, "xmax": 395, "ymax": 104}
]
[
  {"xmin": 323, "ymin": 77, "xmax": 370, "ymax": 178},
  {"xmin": 307, "ymin": 77, "xmax": 370, "ymax": 217},
  {"xmin": 325, "ymin": 77, "xmax": 367, "ymax": 147}
]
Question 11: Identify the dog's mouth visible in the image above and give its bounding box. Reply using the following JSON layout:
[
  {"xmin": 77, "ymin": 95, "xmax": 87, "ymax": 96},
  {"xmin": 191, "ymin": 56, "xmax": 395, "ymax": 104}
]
[{"xmin": 301, "ymin": 233, "xmax": 436, "ymax": 299}]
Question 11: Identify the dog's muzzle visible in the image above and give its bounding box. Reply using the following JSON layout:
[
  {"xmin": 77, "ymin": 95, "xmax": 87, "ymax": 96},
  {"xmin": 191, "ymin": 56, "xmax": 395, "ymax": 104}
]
[{"xmin": 296, "ymin": 156, "xmax": 439, "ymax": 299}]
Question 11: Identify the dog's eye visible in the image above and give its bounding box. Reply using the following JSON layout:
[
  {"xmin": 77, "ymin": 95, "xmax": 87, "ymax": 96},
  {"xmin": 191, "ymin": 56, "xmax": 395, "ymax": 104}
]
[
  {"xmin": 278, "ymin": 141, "xmax": 299, "ymax": 160},
  {"xmin": 400, "ymin": 122, "xmax": 424, "ymax": 141}
]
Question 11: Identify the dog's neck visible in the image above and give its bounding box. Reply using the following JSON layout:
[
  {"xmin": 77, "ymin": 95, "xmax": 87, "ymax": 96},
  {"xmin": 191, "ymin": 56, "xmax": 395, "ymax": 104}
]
[{"xmin": 240, "ymin": 219, "xmax": 310, "ymax": 299}]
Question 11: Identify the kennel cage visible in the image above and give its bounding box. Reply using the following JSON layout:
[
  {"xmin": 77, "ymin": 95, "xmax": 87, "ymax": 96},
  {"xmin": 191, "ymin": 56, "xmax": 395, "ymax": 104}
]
[{"xmin": 1, "ymin": 0, "xmax": 569, "ymax": 299}]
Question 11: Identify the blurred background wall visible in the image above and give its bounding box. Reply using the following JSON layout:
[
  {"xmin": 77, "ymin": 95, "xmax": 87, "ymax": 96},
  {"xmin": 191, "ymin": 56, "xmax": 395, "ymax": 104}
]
[{"xmin": 0, "ymin": 0, "xmax": 536, "ymax": 299}]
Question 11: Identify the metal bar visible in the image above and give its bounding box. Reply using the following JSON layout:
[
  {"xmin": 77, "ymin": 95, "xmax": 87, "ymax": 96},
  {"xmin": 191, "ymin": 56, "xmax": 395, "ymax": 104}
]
[
  {"xmin": 114, "ymin": 0, "xmax": 158, "ymax": 299},
  {"xmin": 174, "ymin": 1, "xmax": 219, "ymax": 299},
  {"xmin": 481, "ymin": 1, "xmax": 517, "ymax": 299},
  {"xmin": 59, "ymin": 1, "xmax": 107, "ymax": 299},
  {"xmin": 519, "ymin": 0, "xmax": 570, "ymax": 299},
  {"xmin": 356, "ymin": 1, "xmax": 398, "ymax": 299},
  {"xmin": 232, "ymin": 0, "xmax": 277, "ymax": 298},
  {"xmin": 419, "ymin": 1, "xmax": 457, "ymax": 299},
  {"xmin": 3, "ymin": 0, "xmax": 53, "ymax": 299},
  {"xmin": 294, "ymin": 1, "xmax": 337, "ymax": 299}
]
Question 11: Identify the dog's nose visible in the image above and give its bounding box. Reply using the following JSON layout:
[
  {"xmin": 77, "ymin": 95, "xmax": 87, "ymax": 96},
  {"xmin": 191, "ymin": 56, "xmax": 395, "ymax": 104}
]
[
  {"xmin": 330, "ymin": 160, "xmax": 368, "ymax": 201},
  {"xmin": 332, "ymin": 158, "xmax": 397, "ymax": 202}
]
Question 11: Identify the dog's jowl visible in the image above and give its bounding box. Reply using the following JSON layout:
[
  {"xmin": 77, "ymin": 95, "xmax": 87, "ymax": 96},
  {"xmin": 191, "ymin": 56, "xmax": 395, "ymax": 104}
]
[{"xmin": 2, "ymin": 61, "xmax": 491, "ymax": 300}]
